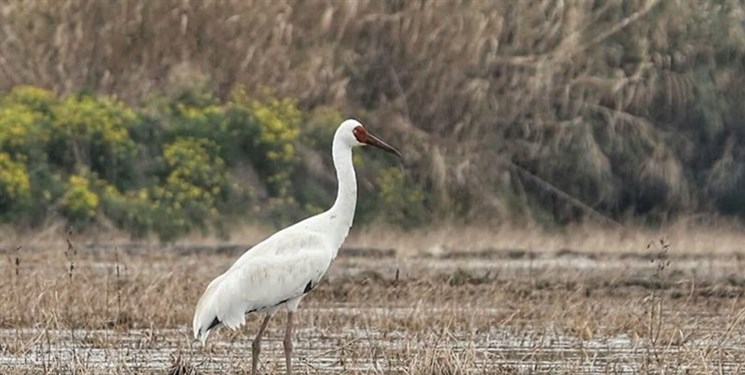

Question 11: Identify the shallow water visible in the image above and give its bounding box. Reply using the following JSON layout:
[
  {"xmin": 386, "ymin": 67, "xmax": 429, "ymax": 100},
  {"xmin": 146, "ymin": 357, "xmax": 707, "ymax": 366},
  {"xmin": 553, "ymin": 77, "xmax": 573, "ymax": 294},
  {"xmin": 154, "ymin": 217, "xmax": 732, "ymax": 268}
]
[
  {"xmin": 1, "ymin": 312, "xmax": 743, "ymax": 374},
  {"xmin": 1, "ymin": 246, "xmax": 743, "ymax": 374}
]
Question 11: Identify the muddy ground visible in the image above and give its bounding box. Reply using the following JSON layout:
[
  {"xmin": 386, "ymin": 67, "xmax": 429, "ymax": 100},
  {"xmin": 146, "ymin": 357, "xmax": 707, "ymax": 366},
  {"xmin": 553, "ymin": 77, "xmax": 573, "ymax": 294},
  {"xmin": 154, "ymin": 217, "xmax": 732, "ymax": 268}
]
[{"xmin": 0, "ymin": 242, "xmax": 743, "ymax": 374}]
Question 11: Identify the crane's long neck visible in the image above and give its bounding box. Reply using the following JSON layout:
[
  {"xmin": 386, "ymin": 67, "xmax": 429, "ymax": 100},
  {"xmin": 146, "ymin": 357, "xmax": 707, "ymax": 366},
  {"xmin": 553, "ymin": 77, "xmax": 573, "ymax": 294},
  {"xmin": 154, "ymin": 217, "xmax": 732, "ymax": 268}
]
[{"xmin": 327, "ymin": 140, "xmax": 356, "ymax": 252}]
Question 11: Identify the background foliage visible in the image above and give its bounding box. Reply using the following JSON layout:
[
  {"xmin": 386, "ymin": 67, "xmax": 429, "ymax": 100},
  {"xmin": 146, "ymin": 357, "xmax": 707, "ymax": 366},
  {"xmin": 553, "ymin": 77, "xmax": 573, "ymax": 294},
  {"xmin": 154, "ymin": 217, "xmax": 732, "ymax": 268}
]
[
  {"xmin": 1, "ymin": 0, "xmax": 744, "ymax": 239},
  {"xmin": 0, "ymin": 85, "xmax": 407, "ymax": 239}
]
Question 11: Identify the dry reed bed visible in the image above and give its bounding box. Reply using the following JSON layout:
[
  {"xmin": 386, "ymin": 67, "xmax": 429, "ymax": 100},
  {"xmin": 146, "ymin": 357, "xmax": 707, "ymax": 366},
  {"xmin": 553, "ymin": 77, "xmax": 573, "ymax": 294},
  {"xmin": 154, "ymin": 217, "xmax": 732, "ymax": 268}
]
[
  {"xmin": 0, "ymin": 231, "xmax": 743, "ymax": 373},
  {"xmin": 2, "ymin": 0, "xmax": 743, "ymax": 222}
]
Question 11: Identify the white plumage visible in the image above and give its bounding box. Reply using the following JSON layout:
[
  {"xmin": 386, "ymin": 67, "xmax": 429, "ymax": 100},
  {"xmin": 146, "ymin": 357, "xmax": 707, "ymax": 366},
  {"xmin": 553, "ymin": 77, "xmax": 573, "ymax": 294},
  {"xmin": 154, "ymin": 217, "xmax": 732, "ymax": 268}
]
[
  {"xmin": 193, "ymin": 231, "xmax": 330, "ymax": 339},
  {"xmin": 192, "ymin": 119, "xmax": 401, "ymax": 375}
]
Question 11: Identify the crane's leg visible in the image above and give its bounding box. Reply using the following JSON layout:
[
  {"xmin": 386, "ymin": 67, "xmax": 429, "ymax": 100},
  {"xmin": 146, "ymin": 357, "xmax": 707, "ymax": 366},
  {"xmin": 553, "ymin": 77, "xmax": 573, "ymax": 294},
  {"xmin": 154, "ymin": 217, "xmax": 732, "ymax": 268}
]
[
  {"xmin": 283, "ymin": 311, "xmax": 294, "ymax": 375},
  {"xmin": 252, "ymin": 313, "xmax": 272, "ymax": 375}
]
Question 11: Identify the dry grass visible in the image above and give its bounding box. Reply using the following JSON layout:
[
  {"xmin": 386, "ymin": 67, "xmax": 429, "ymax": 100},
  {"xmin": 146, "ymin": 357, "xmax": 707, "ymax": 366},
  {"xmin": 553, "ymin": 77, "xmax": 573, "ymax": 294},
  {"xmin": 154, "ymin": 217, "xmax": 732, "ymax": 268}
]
[
  {"xmin": 0, "ymin": 225, "xmax": 743, "ymax": 373},
  {"xmin": 345, "ymin": 220, "xmax": 745, "ymax": 257}
]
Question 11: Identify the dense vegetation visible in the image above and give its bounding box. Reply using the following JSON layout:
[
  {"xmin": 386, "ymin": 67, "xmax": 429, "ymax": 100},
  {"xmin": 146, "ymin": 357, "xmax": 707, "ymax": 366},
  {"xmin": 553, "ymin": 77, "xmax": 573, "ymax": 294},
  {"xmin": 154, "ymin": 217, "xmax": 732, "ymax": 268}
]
[
  {"xmin": 1, "ymin": 0, "xmax": 744, "ymax": 238},
  {"xmin": 0, "ymin": 86, "xmax": 419, "ymax": 239}
]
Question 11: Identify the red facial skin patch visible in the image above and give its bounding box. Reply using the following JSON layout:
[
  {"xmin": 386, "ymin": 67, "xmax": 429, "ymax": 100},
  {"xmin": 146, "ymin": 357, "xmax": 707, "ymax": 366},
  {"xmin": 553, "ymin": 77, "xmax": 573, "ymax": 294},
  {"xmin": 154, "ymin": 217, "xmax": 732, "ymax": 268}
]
[{"xmin": 353, "ymin": 125, "xmax": 368, "ymax": 143}]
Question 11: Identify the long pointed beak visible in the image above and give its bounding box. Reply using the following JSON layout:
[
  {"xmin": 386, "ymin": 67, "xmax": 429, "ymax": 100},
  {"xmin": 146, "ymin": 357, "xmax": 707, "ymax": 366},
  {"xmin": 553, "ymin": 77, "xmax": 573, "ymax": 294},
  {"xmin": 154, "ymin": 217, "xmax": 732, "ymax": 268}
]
[{"xmin": 365, "ymin": 133, "xmax": 402, "ymax": 158}]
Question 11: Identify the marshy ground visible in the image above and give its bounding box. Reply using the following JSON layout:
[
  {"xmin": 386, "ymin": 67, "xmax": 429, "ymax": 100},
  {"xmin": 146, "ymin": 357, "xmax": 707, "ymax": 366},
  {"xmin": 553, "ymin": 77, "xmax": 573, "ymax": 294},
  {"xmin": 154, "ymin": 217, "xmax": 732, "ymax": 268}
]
[{"xmin": 1, "ymin": 226, "xmax": 743, "ymax": 374}]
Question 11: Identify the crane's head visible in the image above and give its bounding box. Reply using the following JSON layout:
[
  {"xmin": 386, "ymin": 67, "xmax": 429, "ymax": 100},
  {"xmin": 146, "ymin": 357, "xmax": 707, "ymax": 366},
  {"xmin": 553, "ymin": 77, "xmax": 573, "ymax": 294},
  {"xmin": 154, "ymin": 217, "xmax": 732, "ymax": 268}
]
[{"xmin": 337, "ymin": 119, "xmax": 402, "ymax": 157}]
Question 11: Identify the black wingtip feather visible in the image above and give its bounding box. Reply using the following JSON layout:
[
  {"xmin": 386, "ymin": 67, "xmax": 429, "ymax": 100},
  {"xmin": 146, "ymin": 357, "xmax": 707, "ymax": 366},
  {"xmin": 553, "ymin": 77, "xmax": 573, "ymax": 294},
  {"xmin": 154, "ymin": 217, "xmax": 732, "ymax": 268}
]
[{"xmin": 207, "ymin": 316, "xmax": 221, "ymax": 331}]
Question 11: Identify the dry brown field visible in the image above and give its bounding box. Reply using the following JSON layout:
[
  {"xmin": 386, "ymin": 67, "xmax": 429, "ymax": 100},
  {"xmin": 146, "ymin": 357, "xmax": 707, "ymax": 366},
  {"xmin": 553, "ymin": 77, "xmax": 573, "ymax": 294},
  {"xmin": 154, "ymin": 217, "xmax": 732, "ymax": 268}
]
[{"xmin": 1, "ymin": 224, "xmax": 743, "ymax": 374}]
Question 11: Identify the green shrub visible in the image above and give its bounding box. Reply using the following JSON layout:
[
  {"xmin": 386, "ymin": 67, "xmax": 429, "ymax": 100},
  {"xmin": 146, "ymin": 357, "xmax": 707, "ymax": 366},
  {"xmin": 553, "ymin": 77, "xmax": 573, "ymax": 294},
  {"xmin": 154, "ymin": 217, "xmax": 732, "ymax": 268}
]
[
  {"xmin": 376, "ymin": 167, "xmax": 429, "ymax": 228},
  {"xmin": 100, "ymin": 184, "xmax": 154, "ymax": 238},
  {"xmin": 0, "ymin": 103, "xmax": 47, "ymax": 153},
  {"xmin": 49, "ymin": 94, "xmax": 138, "ymax": 189},
  {"xmin": 60, "ymin": 174, "xmax": 100, "ymax": 222},
  {"xmin": 150, "ymin": 137, "xmax": 230, "ymax": 240},
  {"xmin": 230, "ymin": 88, "xmax": 301, "ymax": 196},
  {"xmin": 0, "ymin": 152, "xmax": 32, "ymax": 219},
  {"xmin": 0, "ymin": 84, "xmax": 431, "ymax": 237},
  {"xmin": 0, "ymin": 86, "xmax": 55, "ymax": 163},
  {"xmin": 168, "ymin": 103, "xmax": 227, "ymax": 142},
  {"xmin": 0, "ymin": 85, "xmax": 57, "ymax": 114}
]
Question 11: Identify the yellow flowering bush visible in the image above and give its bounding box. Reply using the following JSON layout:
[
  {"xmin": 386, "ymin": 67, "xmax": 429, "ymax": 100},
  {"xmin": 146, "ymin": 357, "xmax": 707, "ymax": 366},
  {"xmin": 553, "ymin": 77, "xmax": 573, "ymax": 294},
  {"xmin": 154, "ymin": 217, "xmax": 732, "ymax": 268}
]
[
  {"xmin": 150, "ymin": 137, "xmax": 229, "ymax": 240},
  {"xmin": 0, "ymin": 103, "xmax": 48, "ymax": 153},
  {"xmin": 61, "ymin": 174, "xmax": 100, "ymax": 222},
  {"xmin": 0, "ymin": 152, "xmax": 32, "ymax": 218},
  {"xmin": 229, "ymin": 88, "xmax": 302, "ymax": 197},
  {"xmin": 0, "ymin": 84, "xmax": 422, "ymax": 238},
  {"xmin": 0, "ymin": 86, "xmax": 55, "ymax": 162},
  {"xmin": 169, "ymin": 103, "xmax": 228, "ymax": 140},
  {"xmin": 0, "ymin": 85, "xmax": 57, "ymax": 113},
  {"xmin": 49, "ymin": 94, "xmax": 138, "ymax": 188}
]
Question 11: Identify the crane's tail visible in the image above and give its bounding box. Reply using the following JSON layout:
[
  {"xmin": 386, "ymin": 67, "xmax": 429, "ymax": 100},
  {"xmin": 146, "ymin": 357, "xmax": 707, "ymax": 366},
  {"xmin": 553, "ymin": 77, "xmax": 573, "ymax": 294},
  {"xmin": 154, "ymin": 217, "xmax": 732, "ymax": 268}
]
[
  {"xmin": 193, "ymin": 315, "xmax": 221, "ymax": 346},
  {"xmin": 193, "ymin": 272, "xmax": 248, "ymax": 346},
  {"xmin": 193, "ymin": 273, "xmax": 228, "ymax": 346},
  {"xmin": 193, "ymin": 314, "xmax": 208, "ymax": 345}
]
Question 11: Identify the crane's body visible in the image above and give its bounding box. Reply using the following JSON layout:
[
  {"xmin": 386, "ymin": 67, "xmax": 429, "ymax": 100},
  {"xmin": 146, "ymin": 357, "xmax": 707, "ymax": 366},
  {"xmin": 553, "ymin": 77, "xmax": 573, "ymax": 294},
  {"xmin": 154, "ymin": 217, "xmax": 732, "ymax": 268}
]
[
  {"xmin": 192, "ymin": 195, "xmax": 352, "ymax": 343},
  {"xmin": 192, "ymin": 119, "xmax": 400, "ymax": 375}
]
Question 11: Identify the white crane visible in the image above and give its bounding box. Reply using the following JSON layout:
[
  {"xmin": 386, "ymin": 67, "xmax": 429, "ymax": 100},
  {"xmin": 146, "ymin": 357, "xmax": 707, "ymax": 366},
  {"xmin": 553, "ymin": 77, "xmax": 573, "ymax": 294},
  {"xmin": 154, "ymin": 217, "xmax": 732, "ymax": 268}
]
[{"xmin": 193, "ymin": 119, "xmax": 401, "ymax": 374}]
